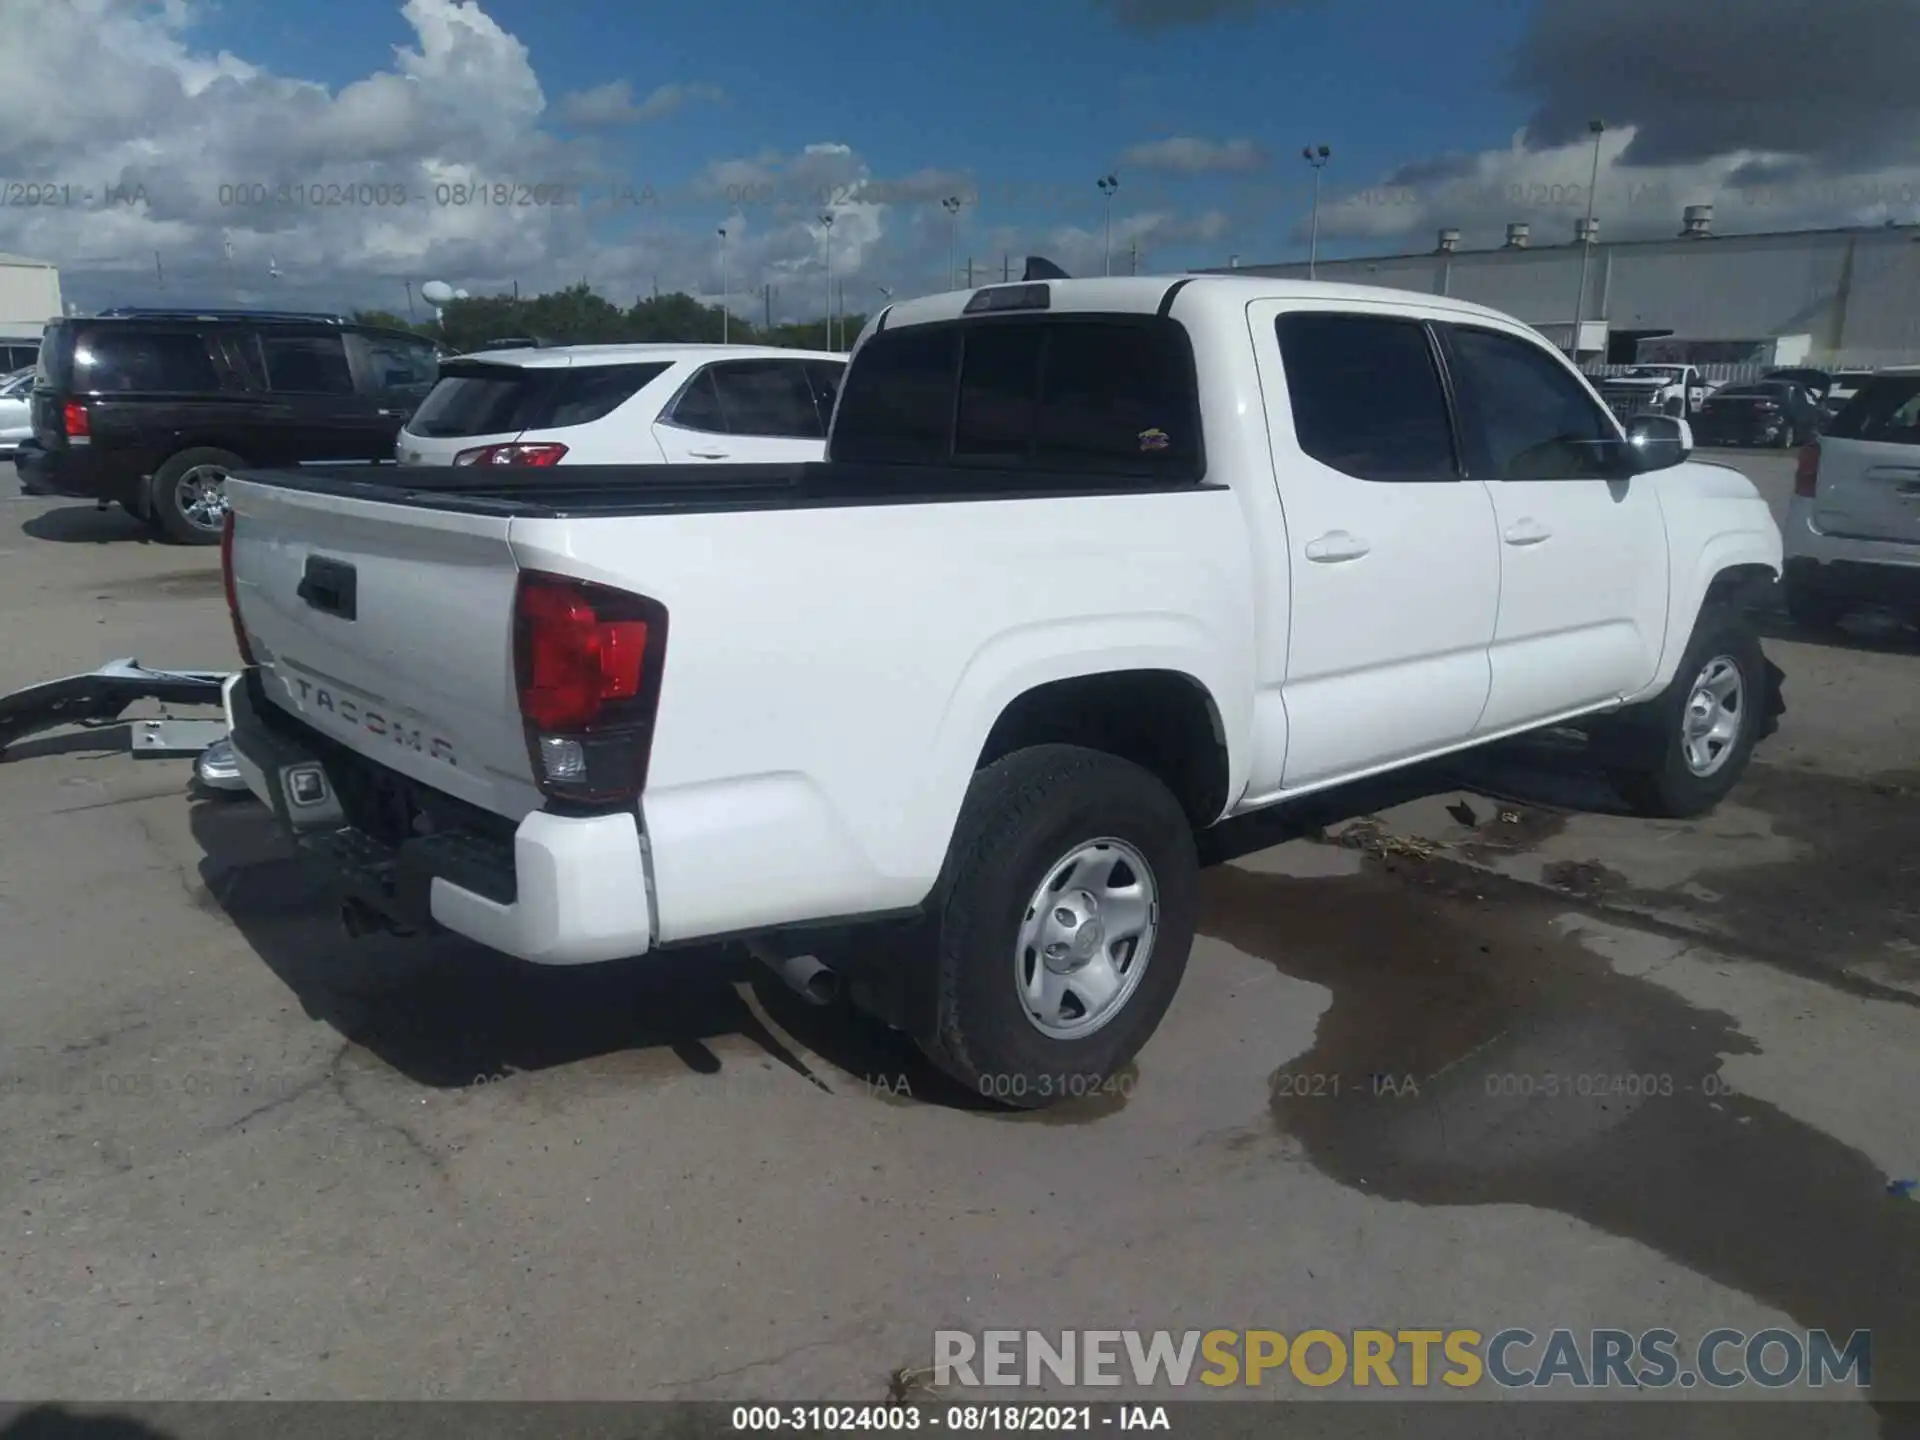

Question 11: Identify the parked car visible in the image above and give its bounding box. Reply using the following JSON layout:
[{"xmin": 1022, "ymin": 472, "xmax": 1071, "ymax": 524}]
[
  {"xmin": 219, "ymin": 275, "xmax": 1784, "ymax": 1107},
  {"xmin": 1782, "ymin": 367, "xmax": 1920, "ymax": 629},
  {"xmin": 0, "ymin": 366, "xmax": 35, "ymax": 457},
  {"xmin": 15, "ymin": 308, "xmax": 441, "ymax": 544},
  {"xmin": 1691, "ymin": 380, "xmax": 1823, "ymax": 448},
  {"xmin": 1597, "ymin": 364, "xmax": 1711, "ymax": 421},
  {"xmin": 1763, "ymin": 366, "xmax": 1835, "ymax": 404},
  {"xmin": 396, "ymin": 343, "xmax": 846, "ymax": 467}
]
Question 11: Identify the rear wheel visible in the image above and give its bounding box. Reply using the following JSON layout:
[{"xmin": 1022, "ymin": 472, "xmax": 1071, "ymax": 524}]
[
  {"xmin": 914, "ymin": 745, "xmax": 1199, "ymax": 1109},
  {"xmin": 151, "ymin": 447, "xmax": 242, "ymax": 545},
  {"xmin": 1605, "ymin": 605, "xmax": 1766, "ymax": 819}
]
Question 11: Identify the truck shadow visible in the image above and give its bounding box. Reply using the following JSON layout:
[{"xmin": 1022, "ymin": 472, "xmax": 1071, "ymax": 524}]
[
  {"xmin": 184, "ymin": 794, "xmax": 980, "ymax": 1109},
  {"xmin": 1755, "ymin": 606, "xmax": 1920, "ymax": 658},
  {"xmin": 19, "ymin": 504, "xmax": 156, "ymax": 545},
  {"xmin": 0, "ymin": 1408, "xmax": 177, "ymax": 1440}
]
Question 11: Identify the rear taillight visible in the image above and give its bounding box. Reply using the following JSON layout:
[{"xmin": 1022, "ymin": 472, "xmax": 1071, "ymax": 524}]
[
  {"xmin": 220, "ymin": 510, "xmax": 256, "ymax": 665},
  {"xmin": 513, "ymin": 572, "xmax": 668, "ymax": 805},
  {"xmin": 1794, "ymin": 441, "xmax": 1821, "ymax": 498},
  {"xmin": 61, "ymin": 399, "xmax": 89, "ymax": 438},
  {"xmin": 453, "ymin": 442, "xmax": 568, "ymax": 466}
]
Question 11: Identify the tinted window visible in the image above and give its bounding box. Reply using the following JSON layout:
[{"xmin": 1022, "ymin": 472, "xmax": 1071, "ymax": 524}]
[
  {"xmin": 1826, "ymin": 375, "xmax": 1920, "ymax": 443},
  {"xmin": 348, "ymin": 332, "xmax": 439, "ymax": 392},
  {"xmin": 1275, "ymin": 312, "xmax": 1456, "ymax": 482},
  {"xmin": 259, "ymin": 333, "xmax": 354, "ymax": 394},
  {"xmin": 73, "ymin": 329, "xmax": 221, "ymax": 393},
  {"xmin": 668, "ymin": 368, "xmax": 726, "ymax": 432},
  {"xmin": 830, "ymin": 326, "xmax": 960, "ymax": 463},
  {"xmin": 1036, "ymin": 323, "xmax": 1198, "ymax": 473},
  {"xmin": 804, "ymin": 360, "xmax": 845, "ymax": 421},
  {"xmin": 407, "ymin": 369, "xmax": 526, "ymax": 437},
  {"xmin": 709, "ymin": 361, "xmax": 826, "ymax": 438},
  {"xmin": 1447, "ymin": 326, "xmax": 1619, "ymax": 480},
  {"xmin": 955, "ymin": 324, "xmax": 1042, "ymax": 460},
  {"xmin": 407, "ymin": 361, "xmax": 670, "ymax": 437},
  {"xmin": 537, "ymin": 363, "xmax": 669, "ymax": 429}
]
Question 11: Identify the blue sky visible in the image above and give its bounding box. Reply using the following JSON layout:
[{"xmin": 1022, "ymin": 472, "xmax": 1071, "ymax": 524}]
[
  {"xmin": 3, "ymin": 0, "xmax": 1915, "ymax": 317},
  {"xmin": 194, "ymin": 0, "xmax": 1538, "ymax": 273}
]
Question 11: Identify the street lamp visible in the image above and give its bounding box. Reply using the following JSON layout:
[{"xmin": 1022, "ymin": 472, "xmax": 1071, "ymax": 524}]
[
  {"xmin": 1568, "ymin": 119, "xmax": 1606, "ymax": 360},
  {"xmin": 1301, "ymin": 145, "xmax": 1331, "ymax": 279},
  {"xmin": 819, "ymin": 212, "xmax": 835, "ymax": 350},
  {"xmin": 941, "ymin": 195, "xmax": 963, "ymax": 290},
  {"xmin": 717, "ymin": 226, "xmax": 728, "ymax": 344},
  {"xmin": 1097, "ymin": 174, "xmax": 1119, "ymax": 276}
]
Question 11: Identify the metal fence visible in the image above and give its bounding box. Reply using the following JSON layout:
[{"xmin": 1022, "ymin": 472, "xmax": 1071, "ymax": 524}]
[{"xmin": 1582, "ymin": 362, "xmax": 1769, "ymax": 386}]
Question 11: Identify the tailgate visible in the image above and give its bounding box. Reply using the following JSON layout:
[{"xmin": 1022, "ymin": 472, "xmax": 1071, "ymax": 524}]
[{"xmin": 225, "ymin": 473, "xmax": 542, "ymax": 820}]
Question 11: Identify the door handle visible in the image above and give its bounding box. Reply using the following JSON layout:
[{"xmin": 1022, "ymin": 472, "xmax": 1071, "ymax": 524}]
[
  {"xmin": 1503, "ymin": 519, "xmax": 1552, "ymax": 546},
  {"xmin": 689, "ymin": 450, "xmax": 730, "ymax": 460},
  {"xmin": 1304, "ymin": 531, "xmax": 1370, "ymax": 563}
]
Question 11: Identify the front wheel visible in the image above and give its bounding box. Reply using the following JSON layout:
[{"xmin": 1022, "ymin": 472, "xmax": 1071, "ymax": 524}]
[
  {"xmin": 915, "ymin": 745, "xmax": 1199, "ymax": 1109},
  {"xmin": 1606, "ymin": 606, "xmax": 1768, "ymax": 819},
  {"xmin": 151, "ymin": 447, "xmax": 244, "ymax": 545}
]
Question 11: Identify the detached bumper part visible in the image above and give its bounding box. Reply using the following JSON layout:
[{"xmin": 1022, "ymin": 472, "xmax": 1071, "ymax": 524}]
[
  {"xmin": 222, "ymin": 672, "xmax": 654, "ymax": 966},
  {"xmin": 0, "ymin": 658, "xmax": 230, "ymax": 754}
]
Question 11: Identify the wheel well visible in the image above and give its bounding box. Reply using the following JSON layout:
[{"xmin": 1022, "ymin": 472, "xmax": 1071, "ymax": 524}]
[
  {"xmin": 1704, "ymin": 562, "xmax": 1780, "ymax": 612},
  {"xmin": 976, "ymin": 670, "xmax": 1229, "ymax": 827}
]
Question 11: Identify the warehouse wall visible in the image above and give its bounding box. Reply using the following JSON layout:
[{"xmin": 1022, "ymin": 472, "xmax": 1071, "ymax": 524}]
[
  {"xmin": 1221, "ymin": 225, "xmax": 1920, "ymax": 366},
  {"xmin": 0, "ymin": 260, "xmax": 63, "ymax": 341}
]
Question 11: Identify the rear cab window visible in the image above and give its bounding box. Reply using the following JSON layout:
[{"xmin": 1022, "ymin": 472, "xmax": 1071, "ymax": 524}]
[
  {"xmin": 407, "ymin": 360, "xmax": 670, "ymax": 438},
  {"xmin": 70, "ymin": 327, "xmax": 223, "ymax": 393},
  {"xmin": 830, "ymin": 315, "xmax": 1203, "ymax": 482},
  {"xmin": 1825, "ymin": 375, "xmax": 1920, "ymax": 444},
  {"xmin": 346, "ymin": 331, "xmax": 441, "ymax": 394}
]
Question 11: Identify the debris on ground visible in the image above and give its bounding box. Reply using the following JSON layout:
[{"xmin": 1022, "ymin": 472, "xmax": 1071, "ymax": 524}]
[{"xmin": 1446, "ymin": 800, "xmax": 1480, "ymax": 828}]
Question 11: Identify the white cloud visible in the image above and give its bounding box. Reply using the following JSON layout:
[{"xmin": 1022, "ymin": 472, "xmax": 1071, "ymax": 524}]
[
  {"xmin": 0, "ymin": 0, "xmax": 897, "ymax": 320},
  {"xmin": 559, "ymin": 80, "xmax": 725, "ymax": 127},
  {"xmin": 1301, "ymin": 126, "xmax": 1920, "ymax": 254},
  {"xmin": 1120, "ymin": 137, "xmax": 1266, "ymax": 174}
]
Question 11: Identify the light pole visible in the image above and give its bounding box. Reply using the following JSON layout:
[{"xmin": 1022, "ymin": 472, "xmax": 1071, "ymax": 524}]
[
  {"xmin": 941, "ymin": 195, "xmax": 963, "ymax": 290},
  {"xmin": 717, "ymin": 225, "xmax": 729, "ymax": 344},
  {"xmin": 1569, "ymin": 119, "xmax": 1605, "ymax": 360},
  {"xmin": 1301, "ymin": 145, "xmax": 1331, "ymax": 279},
  {"xmin": 819, "ymin": 212, "xmax": 835, "ymax": 349},
  {"xmin": 1097, "ymin": 174, "xmax": 1119, "ymax": 275}
]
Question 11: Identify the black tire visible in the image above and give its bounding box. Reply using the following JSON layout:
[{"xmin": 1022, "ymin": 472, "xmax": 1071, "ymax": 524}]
[
  {"xmin": 914, "ymin": 745, "xmax": 1199, "ymax": 1109},
  {"xmin": 1783, "ymin": 574, "xmax": 1849, "ymax": 630},
  {"xmin": 151, "ymin": 447, "xmax": 244, "ymax": 545},
  {"xmin": 1605, "ymin": 604, "xmax": 1767, "ymax": 819}
]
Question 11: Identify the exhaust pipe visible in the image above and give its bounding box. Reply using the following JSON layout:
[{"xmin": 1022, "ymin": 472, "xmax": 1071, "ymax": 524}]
[{"xmin": 747, "ymin": 938, "xmax": 840, "ymax": 1005}]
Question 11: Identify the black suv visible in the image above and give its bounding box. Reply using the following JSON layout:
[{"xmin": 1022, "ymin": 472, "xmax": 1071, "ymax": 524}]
[{"xmin": 17, "ymin": 309, "xmax": 442, "ymax": 544}]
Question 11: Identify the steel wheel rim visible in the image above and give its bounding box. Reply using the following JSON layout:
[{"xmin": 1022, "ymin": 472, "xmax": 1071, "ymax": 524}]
[
  {"xmin": 1681, "ymin": 654, "xmax": 1744, "ymax": 777},
  {"xmin": 177, "ymin": 464, "xmax": 232, "ymax": 530},
  {"xmin": 1014, "ymin": 837, "xmax": 1158, "ymax": 1041}
]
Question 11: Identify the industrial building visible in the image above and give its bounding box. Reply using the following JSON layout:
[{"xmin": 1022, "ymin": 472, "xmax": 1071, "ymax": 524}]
[
  {"xmin": 0, "ymin": 253, "xmax": 62, "ymax": 370},
  {"xmin": 1203, "ymin": 207, "xmax": 1920, "ymax": 370}
]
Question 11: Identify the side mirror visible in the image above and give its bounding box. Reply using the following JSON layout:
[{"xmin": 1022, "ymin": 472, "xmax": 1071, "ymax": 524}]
[{"xmin": 1623, "ymin": 413, "xmax": 1692, "ymax": 472}]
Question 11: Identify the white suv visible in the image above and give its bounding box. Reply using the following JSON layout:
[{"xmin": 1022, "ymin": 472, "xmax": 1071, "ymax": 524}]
[
  {"xmin": 1783, "ymin": 367, "xmax": 1920, "ymax": 628},
  {"xmin": 396, "ymin": 343, "xmax": 845, "ymax": 468}
]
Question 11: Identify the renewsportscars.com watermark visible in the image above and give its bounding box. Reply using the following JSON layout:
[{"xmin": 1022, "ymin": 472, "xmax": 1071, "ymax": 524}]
[{"xmin": 933, "ymin": 1328, "xmax": 1871, "ymax": 1391}]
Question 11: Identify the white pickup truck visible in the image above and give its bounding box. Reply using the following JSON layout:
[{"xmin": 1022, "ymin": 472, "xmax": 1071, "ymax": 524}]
[{"xmin": 220, "ymin": 276, "xmax": 1785, "ymax": 1106}]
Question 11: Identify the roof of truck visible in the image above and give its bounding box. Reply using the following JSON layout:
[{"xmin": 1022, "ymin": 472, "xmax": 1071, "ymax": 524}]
[
  {"xmin": 448, "ymin": 342, "xmax": 842, "ymax": 368},
  {"xmin": 871, "ymin": 274, "xmax": 1536, "ymax": 335}
]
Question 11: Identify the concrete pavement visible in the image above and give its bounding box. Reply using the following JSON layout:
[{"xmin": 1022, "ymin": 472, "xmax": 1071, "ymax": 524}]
[{"xmin": 0, "ymin": 452, "xmax": 1914, "ymax": 1429}]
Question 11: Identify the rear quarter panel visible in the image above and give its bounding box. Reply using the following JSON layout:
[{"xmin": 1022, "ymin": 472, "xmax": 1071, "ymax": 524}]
[{"xmin": 508, "ymin": 488, "xmax": 1256, "ymax": 941}]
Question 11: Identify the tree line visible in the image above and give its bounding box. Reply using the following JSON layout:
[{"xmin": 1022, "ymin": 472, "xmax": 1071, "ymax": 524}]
[{"xmin": 354, "ymin": 283, "xmax": 867, "ymax": 355}]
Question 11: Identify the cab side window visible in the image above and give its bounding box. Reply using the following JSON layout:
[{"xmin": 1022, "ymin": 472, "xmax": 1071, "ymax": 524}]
[
  {"xmin": 1275, "ymin": 311, "xmax": 1458, "ymax": 482},
  {"xmin": 1444, "ymin": 325, "xmax": 1621, "ymax": 480}
]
